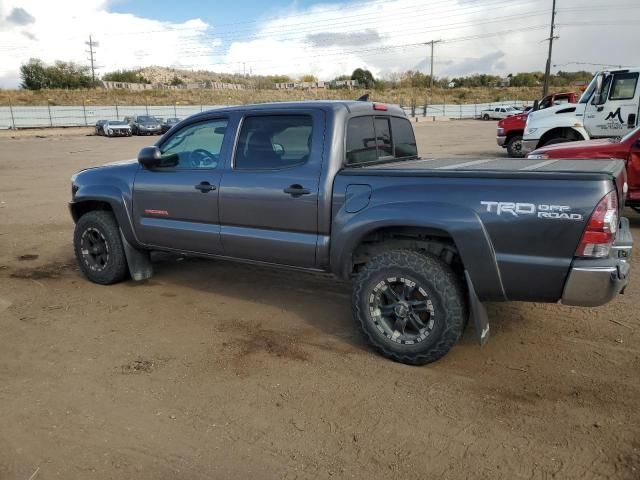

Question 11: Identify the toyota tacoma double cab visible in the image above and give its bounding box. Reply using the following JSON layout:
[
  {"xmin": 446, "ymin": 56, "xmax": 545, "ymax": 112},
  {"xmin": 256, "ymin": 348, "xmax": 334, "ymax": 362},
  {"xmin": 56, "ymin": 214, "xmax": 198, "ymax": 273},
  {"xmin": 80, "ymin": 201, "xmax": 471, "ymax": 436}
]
[{"xmin": 69, "ymin": 101, "xmax": 633, "ymax": 365}]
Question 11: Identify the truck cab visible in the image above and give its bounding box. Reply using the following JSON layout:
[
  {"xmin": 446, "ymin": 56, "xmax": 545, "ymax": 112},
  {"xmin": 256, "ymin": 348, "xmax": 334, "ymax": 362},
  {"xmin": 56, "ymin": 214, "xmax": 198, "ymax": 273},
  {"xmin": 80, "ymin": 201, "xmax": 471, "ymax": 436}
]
[{"xmin": 522, "ymin": 69, "xmax": 640, "ymax": 154}]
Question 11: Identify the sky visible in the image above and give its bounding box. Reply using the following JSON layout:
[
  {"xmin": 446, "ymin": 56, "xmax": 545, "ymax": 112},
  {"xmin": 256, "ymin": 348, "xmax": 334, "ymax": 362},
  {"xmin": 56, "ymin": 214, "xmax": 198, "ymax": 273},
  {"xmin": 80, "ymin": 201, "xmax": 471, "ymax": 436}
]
[{"xmin": 0, "ymin": 0, "xmax": 639, "ymax": 88}]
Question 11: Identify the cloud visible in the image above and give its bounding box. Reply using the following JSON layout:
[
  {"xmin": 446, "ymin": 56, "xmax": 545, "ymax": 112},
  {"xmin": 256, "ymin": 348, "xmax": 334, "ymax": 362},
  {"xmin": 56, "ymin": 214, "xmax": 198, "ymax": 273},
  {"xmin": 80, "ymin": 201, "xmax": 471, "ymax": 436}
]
[
  {"xmin": 306, "ymin": 29, "xmax": 382, "ymax": 48},
  {"xmin": 0, "ymin": 0, "xmax": 638, "ymax": 88},
  {"xmin": 6, "ymin": 7, "xmax": 35, "ymax": 26}
]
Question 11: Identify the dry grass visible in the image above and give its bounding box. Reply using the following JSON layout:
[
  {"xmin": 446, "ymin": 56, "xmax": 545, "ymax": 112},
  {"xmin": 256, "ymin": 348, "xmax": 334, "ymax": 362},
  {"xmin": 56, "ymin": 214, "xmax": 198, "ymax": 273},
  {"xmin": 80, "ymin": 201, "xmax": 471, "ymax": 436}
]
[{"xmin": 0, "ymin": 86, "xmax": 549, "ymax": 107}]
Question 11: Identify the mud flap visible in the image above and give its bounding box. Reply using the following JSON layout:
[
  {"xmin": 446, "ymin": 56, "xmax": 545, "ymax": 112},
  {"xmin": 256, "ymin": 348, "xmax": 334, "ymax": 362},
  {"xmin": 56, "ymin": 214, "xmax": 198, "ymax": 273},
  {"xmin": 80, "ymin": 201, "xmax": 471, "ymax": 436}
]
[
  {"xmin": 119, "ymin": 230, "xmax": 153, "ymax": 281},
  {"xmin": 464, "ymin": 270, "xmax": 490, "ymax": 346}
]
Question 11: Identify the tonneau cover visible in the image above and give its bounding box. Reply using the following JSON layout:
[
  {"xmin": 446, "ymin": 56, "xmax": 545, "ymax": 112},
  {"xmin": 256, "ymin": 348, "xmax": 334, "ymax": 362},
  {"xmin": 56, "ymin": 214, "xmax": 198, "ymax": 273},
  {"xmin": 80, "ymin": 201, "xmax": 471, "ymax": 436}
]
[{"xmin": 360, "ymin": 157, "xmax": 625, "ymax": 174}]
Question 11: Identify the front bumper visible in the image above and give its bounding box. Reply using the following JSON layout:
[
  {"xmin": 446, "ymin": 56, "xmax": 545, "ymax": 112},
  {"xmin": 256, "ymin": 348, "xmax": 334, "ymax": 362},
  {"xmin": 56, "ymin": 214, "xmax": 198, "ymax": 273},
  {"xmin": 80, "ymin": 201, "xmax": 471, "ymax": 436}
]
[
  {"xmin": 561, "ymin": 217, "xmax": 633, "ymax": 307},
  {"xmin": 496, "ymin": 135, "xmax": 506, "ymax": 147},
  {"xmin": 521, "ymin": 139, "xmax": 539, "ymax": 156}
]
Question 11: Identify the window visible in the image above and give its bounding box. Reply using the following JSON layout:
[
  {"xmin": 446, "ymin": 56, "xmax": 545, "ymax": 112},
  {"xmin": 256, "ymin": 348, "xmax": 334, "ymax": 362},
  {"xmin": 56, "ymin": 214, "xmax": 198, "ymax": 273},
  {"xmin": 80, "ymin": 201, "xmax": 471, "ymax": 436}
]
[
  {"xmin": 593, "ymin": 75, "xmax": 612, "ymax": 106},
  {"xmin": 609, "ymin": 73, "xmax": 638, "ymax": 101},
  {"xmin": 160, "ymin": 119, "xmax": 228, "ymax": 169},
  {"xmin": 391, "ymin": 117, "xmax": 418, "ymax": 158},
  {"xmin": 235, "ymin": 115, "xmax": 312, "ymax": 170},
  {"xmin": 500, "ymin": 108, "xmax": 506, "ymax": 113},
  {"xmin": 346, "ymin": 116, "xmax": 417, "ymax": 166}
]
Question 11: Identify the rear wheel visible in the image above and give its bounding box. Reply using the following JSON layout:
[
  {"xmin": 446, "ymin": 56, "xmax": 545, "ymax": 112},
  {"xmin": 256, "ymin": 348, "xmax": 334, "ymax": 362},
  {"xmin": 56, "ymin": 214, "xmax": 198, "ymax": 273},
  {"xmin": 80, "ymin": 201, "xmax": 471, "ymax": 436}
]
[
  {"xmin": 73, "ymin": 211, "xmax": 128, "ymax": 285},
  {"xmin": 506, "ymin": 135, "xmax": 524, "ymax": 158},
  {"xmin": 352, "ymin": 249, "xmax": 466, "ymax": 365}
]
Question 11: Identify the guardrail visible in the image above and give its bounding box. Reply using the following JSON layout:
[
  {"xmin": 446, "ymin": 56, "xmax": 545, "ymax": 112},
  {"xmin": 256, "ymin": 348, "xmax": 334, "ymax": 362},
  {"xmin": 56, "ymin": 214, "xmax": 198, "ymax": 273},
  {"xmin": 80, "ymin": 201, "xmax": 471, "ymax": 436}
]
[{"xmin": 0, "ymin": 100, "xmax": 534, "ymax": 129}]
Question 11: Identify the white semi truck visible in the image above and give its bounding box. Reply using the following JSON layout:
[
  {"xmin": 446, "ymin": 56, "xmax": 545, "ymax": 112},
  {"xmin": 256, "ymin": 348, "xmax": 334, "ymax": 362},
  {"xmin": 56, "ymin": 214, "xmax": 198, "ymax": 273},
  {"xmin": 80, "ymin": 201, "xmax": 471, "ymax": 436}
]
[{"xmin": 522, "ymin": 69, "xmax": 640, "ymax": 154}]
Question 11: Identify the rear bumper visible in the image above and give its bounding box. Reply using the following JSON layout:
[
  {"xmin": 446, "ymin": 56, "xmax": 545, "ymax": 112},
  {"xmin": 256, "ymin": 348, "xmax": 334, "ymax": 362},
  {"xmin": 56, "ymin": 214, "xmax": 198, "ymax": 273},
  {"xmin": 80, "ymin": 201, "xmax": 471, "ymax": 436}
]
[
  {"xmin": 496, "ymin": 135, "xmax": 506, "ymax": 147},
  {"xmin": 561, "ymin": 217, "xmax": 633, "ymax": 307}
]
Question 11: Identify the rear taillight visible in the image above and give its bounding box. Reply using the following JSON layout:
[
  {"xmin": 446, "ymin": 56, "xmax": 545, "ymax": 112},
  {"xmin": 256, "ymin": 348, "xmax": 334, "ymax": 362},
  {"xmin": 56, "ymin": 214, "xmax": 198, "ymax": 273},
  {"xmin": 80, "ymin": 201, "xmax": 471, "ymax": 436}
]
[{"xmin": 575, "ymin": 191, "xmax": 618, "ymax": 258}]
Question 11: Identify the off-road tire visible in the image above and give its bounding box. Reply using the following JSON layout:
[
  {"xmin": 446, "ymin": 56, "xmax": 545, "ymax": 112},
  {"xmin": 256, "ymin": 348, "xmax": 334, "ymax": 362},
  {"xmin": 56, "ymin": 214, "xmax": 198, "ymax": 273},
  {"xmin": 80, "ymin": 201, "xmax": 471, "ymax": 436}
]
[
  {"xmin": 352, "ymin": 249, "xmax": 466, "ymax": 365},
  {"xmin": 73, "ymin": 211, "xmax": 128, "ymax": 285},
  {"xmin": 506, "ymin": 135, "xmax": 525, "ymax": 158}
]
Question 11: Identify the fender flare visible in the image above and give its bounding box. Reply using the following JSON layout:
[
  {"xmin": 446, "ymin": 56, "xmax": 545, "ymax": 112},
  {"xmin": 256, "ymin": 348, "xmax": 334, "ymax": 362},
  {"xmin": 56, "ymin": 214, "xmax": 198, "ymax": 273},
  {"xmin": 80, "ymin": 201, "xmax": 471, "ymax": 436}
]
[
  {"xmin": 70, "ymin": 184, "xmax": 139, "ymax": 247},
  {"xmin": 330, "ymin": 201, "xmax": 506, "ymax": 301}
]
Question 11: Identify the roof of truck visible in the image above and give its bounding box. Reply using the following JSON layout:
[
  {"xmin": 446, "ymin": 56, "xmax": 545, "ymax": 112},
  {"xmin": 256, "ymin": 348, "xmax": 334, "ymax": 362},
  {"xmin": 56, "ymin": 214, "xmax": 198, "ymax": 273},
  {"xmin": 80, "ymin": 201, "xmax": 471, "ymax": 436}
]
[{"xmin": 195, "ymin": 100, "xmax": 406, "ymax": 117}]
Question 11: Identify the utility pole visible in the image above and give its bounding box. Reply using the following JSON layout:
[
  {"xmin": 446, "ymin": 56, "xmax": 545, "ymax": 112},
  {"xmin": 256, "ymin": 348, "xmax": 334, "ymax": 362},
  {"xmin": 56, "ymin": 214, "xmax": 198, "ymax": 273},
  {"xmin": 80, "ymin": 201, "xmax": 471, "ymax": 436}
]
[
  {"xmin": 425, "ymin": 40, "xmax": 442, "ymax": 90},
  {"xmin": 542, "ymin": 0, "xmax": 558, "ymax": 97},
  {"xmin": 85, "ymin": 35, "xmax": 99, "ymax": 85}
]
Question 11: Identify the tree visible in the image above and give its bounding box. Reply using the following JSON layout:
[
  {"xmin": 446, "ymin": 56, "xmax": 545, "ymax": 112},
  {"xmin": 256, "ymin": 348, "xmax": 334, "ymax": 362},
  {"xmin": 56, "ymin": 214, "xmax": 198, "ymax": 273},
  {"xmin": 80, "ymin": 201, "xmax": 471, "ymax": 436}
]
[
  {"xmin": 103, "ymin": 69, "xmax": 150, "ymax": 84},
  {"xmin": 300, "ymin": 74, "xmax": 317, "ymax": 83},
  {"xmin": 351, "ymin": 68, "xmax": 375, "ymax": 88},
  {"xmin": 19, "ymin": 58, "xmax": 94, "ymax": 89},
  {"xmin": 169, "ymin": 75, "xmax": 185, "ymax": 86},
  {"xmin": 20, "ymin": 58, "xmax": 48, "ymax": 90}
]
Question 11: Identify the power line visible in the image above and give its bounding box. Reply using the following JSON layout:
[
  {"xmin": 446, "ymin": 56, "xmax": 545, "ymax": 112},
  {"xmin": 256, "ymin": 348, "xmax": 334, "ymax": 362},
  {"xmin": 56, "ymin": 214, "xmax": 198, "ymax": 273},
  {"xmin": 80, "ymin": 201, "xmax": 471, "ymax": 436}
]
[
  {"xmin": 542, "ymin": 0, "xmax": 557, "ymax": 96},
  {"xmin": 425, "ymin": 40, "xmax": 442, "ymax": 90},
  {"xmin": 85, "ymin": 34, "xmax": 99, "ymax": 84}
]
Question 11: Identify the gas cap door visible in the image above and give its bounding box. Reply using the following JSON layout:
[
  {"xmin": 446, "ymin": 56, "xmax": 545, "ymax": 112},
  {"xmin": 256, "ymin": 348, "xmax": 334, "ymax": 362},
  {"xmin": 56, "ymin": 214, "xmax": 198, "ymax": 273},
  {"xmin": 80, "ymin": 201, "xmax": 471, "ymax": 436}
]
[{"xmin": 345, "ymin": 184, "xmax": 372, "ymax": 213}]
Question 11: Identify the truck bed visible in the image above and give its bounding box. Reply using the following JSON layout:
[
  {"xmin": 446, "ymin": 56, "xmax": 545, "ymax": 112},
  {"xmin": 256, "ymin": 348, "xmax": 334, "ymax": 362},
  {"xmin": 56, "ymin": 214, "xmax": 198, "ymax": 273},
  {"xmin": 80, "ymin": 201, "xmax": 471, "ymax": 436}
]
[{"xmin": 346, "ymin": 157, "xmax": 625, "ymax": 179}]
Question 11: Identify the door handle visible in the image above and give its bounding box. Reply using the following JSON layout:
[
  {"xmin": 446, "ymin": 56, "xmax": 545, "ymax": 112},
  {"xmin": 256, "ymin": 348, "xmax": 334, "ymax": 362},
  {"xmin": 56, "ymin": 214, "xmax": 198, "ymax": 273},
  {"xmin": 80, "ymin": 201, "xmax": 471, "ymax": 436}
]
[
  {"xmin": 283, "ymin": 184, "xmax": 311, "ymax": 197},
  {"xmin": 195, "ymin": 181, "xmax": 216, "ymax": 193}
]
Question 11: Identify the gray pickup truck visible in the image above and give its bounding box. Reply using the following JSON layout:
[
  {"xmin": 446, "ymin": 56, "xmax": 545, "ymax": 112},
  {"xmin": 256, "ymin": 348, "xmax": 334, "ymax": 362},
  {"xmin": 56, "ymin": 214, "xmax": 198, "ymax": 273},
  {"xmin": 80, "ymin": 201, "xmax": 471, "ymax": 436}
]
[{"xmin": 69, "ymin": 101, "xmax": 633, "ymax": 364}]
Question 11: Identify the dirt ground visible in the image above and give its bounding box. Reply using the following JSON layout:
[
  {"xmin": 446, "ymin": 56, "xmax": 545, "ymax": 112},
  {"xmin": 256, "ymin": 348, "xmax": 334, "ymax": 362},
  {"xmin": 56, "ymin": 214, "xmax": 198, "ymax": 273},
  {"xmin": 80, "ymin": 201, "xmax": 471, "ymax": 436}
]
[{"xmin": 0, "ymin": 120, "xmax": 638, "ymax": 480}]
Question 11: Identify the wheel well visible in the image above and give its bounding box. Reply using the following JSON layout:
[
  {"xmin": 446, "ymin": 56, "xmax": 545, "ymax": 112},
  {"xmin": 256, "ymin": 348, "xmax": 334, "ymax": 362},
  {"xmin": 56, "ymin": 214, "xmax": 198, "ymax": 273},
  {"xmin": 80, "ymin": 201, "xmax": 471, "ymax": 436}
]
[
  {"xmin": 505, "ymin": 130, "xmax": 523, "ymax": 142},
  {"xmin": 70, "ymin": 200, "xmax": 113, "ymax": 223},
  {"xmin": 539, "ymin": 127, "xmax": 583, "ymax": 146},
  {"xmin": 351, "ymin": 227, "xmax": 463, "ymax": 277}
]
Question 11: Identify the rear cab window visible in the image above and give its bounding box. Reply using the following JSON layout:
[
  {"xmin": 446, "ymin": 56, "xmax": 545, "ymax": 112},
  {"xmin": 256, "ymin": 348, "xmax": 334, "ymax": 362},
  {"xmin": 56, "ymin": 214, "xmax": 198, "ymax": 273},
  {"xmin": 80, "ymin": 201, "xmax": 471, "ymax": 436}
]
[{"xmin": 346, "ymin": 115, "xmax": 418, "ymax": 166}]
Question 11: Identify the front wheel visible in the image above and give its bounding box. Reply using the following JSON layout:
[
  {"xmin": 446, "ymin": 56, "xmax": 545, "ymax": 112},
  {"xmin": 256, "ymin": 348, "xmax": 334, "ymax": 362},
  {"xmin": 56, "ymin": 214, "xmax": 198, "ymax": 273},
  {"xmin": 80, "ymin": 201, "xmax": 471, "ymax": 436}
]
[
  {"xmin": 482, "ymin": 114, "xmax": 490, "ymax": 120},
  {"xmin": 506, "ymin": 135, "xmax": 524, "ymax": 158},
  {"xmin": 352, "ymin": 250, "xmax": 466, "ymax": 365},
  {"xmin": 73, "ymin": 211, "xmax": 128, "ymax": 285}
]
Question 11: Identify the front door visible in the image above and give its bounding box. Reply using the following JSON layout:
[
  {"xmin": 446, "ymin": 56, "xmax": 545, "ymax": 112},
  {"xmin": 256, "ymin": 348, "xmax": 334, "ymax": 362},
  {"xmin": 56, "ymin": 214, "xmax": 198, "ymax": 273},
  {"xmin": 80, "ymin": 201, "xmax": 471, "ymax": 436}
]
[
  {"xmin": 219, "ymin": 111, "xmax": 324, "ymax": 268},
  {"xmin": 132, "ymin": 117, "xmax": 229, "ymax": 254},
  {"xmin": 585, "ymin": 71, "xmax": 639, "ymax": 138}
]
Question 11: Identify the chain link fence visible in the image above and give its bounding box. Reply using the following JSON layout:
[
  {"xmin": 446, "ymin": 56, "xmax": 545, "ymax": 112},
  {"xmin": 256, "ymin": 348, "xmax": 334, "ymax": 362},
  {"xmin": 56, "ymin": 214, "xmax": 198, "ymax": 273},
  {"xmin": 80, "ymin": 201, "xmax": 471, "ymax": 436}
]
[{"xmin": 0, "ymin": 100, "xmax": 534, "ymax": 129}]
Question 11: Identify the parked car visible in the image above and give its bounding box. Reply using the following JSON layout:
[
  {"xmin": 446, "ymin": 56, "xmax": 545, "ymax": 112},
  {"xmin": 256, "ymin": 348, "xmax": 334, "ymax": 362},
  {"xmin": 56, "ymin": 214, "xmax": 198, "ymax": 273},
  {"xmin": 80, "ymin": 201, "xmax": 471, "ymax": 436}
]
[
  {"xmin": 69, "ymin": 101, "xmax": 632, "ymax": 365},
  {"xmin": 522, "ymin": 68, "xmax": 640, "ymax": 155},
  {"xmin": 528, "ymin": 125, "xmax": 640, "ymax": 212},
  {"xmin": 124, "ymin": 115, "xmax": 162, "ymax": 135},
  {"xmin": 161, "ymin": 117, "xmax": 181, "ymax": 133},
  {"xmin": 480, "ymin": 106, "xmax": 518, "ymax": 120},
  {"xmin": 102, "ymin": 120, "xmax": 132, "ymax": 137},
  {"xmin": 94, "ymin": 120, "xmax": 107, "ymax": 136},
  {"xmin": 497, "ymin": 92, "xmax": 578, "ymax": 157}
]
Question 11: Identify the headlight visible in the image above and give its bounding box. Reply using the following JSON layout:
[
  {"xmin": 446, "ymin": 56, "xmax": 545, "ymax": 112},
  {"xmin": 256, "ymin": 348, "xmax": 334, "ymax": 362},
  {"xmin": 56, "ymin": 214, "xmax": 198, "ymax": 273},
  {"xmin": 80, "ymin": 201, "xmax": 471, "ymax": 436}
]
[
  {"xmin": 108, "ymin": 129, "xmax": 113, "ymax": 135},
  {"xmin": 527, "ymin": 153, "xmax": 549, "ymax": 160},
  {"xmin": 497, "ymin": 127, "xmax": 505, "ymax": 136},
  {"xmin": 525, "ymin": 127, "xmax": 538, "ymax": 135}
]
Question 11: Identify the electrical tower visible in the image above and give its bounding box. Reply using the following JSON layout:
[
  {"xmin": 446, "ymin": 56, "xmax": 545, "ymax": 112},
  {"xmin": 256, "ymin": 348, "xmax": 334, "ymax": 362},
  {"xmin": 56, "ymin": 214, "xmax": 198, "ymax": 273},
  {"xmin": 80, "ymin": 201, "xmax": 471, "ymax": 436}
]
[
  {"xmin": 542, "ymin": 0, "xmax": 558, "ymax": 97},
  {"xmin": 85, "ymin": 35, "xmax": 99, "ymax": 85},
  {"xmin": 425, "ymin": 40, "xmax": 442, "ymax": 90}
]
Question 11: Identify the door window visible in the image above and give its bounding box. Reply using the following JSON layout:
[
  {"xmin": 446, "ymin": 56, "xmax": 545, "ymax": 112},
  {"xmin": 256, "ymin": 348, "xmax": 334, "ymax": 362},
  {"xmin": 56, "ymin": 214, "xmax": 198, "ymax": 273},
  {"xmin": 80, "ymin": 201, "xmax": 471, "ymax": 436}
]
[
  {"xmin": 160, "ymin": 119, "xmax": 228, "ymax": 169},
  {"xmin": 609, "ymin": 73, "xmax": 639, "ymax": 101},
  {"xmin": 234, "ymin": 115, "xmax": 313, "ymax": 170}
]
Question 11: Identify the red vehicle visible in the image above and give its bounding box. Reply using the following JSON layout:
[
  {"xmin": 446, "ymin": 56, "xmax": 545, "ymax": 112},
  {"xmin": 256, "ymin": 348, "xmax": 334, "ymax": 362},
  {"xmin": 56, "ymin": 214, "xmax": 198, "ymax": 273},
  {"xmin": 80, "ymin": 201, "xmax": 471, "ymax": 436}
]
[
  {"xmin": 497, "ymin": 92, "xmax": 578, "ymax": 157},
  {"xmin": 528, "ymin": 126, "xmax": 640, "ymax": 211}
]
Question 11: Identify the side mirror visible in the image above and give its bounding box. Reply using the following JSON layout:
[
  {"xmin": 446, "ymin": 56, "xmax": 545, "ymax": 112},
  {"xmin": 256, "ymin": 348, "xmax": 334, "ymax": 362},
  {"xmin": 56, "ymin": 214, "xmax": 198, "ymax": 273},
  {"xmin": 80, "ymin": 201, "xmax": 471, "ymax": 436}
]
[
  {"xmin": 138, "ymin": 146, "xmax": 163, "ymax": 168},
  {"xmin": 272, "ymin": 143, "xmax": 285, "ymax": 156},
  {"xmin": 532, "ymin": 99, "xmax": 539, "ymax": 112}
]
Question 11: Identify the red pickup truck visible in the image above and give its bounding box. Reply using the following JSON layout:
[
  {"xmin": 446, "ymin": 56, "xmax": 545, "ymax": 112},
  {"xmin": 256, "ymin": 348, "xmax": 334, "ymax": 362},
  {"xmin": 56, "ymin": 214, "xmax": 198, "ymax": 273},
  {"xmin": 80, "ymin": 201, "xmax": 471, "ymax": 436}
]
[
  {"xmin": 497, "ymin": 92, "xmax": 578, "ymax": 157},
  {"xmin": 528, "ymin": 126, "xmax": 640, "ymax": 211}
]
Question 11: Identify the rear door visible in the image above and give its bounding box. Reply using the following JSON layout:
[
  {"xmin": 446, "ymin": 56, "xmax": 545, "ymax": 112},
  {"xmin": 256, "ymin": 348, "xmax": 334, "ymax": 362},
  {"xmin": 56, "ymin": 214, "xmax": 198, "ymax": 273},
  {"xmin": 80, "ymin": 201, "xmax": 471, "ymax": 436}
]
[
  {"xmin": 132, "ymin": 117, "xmax": 230, "ymax": 253},
  {"xmin": 585, "ymin": 71, "xmax": 639, "ymax": 137},
  {"xmin": 218, "ymin": 109, "xmax": 325, "ymax": 267}
]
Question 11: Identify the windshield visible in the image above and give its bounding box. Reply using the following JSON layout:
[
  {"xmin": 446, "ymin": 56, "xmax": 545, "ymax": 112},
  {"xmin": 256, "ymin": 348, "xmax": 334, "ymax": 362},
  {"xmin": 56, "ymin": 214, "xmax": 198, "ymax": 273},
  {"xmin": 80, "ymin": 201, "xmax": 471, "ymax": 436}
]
[
  {"xmin": 138, "ymin": 116, "xmax": 157, "ymax": 123},
  {"xmin": 579, "ymin": 75, "xmax": 599, "ymax": 104},
  {"xmin": 109, "ymin": 121, "xmax": 128, "ymax": 125}
]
